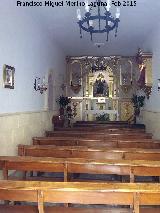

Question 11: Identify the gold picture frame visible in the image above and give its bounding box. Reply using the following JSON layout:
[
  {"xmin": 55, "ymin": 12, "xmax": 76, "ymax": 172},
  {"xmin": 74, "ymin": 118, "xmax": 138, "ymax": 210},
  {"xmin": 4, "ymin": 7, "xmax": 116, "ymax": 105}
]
[{"xmin": 3, "ymin": 64, "xmax": 15, "ymax": 89}]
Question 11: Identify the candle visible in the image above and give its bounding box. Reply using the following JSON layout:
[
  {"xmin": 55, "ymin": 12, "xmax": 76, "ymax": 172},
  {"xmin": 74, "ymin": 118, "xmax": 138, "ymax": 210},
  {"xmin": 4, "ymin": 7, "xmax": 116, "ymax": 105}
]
[
  {"xmin": 85, "ymin": 0, "xmax": 90, "ymax": 12},
  {"xmin": 116, "ymin": 8, "xmax": 120, "ymax": 18},
  {"xmin": 42, "ymin": 77, "xmax": 45, "ymax": 85},
  {"xmin": 77, "ymin": 9, "xmax": 81, "ymax": 20},
  {"xmin": 106, "ymin": 0, "xmax": 111, "ymax": 11},
  {"xmin": 129, "ymin": 60, "xmax": 133, "ymax": 84},
  {"xmin": 120, "ymin": 65, "xmax": 122, "ymax": 85}
]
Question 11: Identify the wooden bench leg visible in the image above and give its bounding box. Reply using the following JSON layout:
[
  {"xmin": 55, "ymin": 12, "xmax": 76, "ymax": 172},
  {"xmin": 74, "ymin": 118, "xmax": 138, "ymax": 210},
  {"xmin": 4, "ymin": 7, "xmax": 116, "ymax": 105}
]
[
  {"xmin": 64, "ymin": 163, "xmax": 70, "ymax": 207},
  {"xmin": 129, "ymin": 171, "xmax": 135, "ymax": 211},
  {"xmin": 133, "ymin": 193, "xmax": 139, "ymax": 213},
  {"xmin": 130, "ymin": 171, "xmax": 135, "ymax": 183},
  {"xmin": 3, "ymin": 168, "xmax": 8, "ymax": 180},
  {"xmin": 3, "ymin": 168, "xmax": 9, "ymax": 205},
  {"xmin": 64, "ymin": 163, "xmax": 69, "ymax": 182},
  {"xmin": 38, "ymin": 190, "xmax": 44, "ymax": 213}
]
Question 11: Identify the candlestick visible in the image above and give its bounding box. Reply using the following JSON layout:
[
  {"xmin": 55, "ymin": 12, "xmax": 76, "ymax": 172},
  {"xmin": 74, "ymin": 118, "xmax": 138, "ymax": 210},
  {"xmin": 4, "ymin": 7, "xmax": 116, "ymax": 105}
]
[{"xmin": 83, "ymin": 86, "xmax": 84, "ymax": 97}]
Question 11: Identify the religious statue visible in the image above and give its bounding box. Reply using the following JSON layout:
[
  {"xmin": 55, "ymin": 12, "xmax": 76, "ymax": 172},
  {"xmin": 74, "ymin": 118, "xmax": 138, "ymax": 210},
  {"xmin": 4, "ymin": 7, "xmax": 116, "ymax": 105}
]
[
  {"xmin": 137, "ymin": 63, "xmax": 146, "ymax": 88},
  {"xmin": 93, "ymin": 73, "xmax": 109, "ymax": 97},
  {"xmin": 136, "ymin": 48, "xmax": 146, "ymax": 88},
  {"xmin": 96, "ymin": 79, "xmax": 105, "ymax": 94}
]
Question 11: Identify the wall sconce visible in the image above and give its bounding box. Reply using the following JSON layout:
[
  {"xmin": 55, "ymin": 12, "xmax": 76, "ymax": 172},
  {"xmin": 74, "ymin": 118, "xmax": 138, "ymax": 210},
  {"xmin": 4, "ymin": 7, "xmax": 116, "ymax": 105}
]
[
  {"xmin": 34, "ymin": 77, "xmax": 47, "ymax": 94},
  {"xmin": 158, "ymin": 79, "xmax": 160, "ymax": 91}
]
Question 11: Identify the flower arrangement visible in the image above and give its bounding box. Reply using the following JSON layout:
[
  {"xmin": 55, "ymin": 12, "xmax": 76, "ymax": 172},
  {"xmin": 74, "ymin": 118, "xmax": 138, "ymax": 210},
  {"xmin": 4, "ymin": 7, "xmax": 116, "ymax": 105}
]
[
  {"xmin": 58, "ymin": 95, "xmax": 71, "ymax": 108},
  {"xmin": 131, "ymin": 94, "xmax": 145, "ymax": 116},
  {"xmin": 96, "ymin": 113, "xmax": 110, "ymax": 121},
  {"xmin": 57, "ymin": 95, "xmax": 72, "ymax": 127}
]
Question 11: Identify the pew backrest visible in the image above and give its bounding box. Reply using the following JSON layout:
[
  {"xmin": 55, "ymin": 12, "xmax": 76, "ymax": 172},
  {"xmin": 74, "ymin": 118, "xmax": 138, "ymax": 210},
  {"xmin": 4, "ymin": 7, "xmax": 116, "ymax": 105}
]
[
  {"xmin": 32, "ymin": 137, "xmax": 160, "ymax": 149},
  {"xmin": 18, "ymin": 145, "xmax": 160, "ymax": 161},
  {"xmin": 45, "ymin": 131, "xmax": 152, "ymax": 139},
  {"xmin": 54, "ymin": 127, "xmax": 145, "ymax": 133}
]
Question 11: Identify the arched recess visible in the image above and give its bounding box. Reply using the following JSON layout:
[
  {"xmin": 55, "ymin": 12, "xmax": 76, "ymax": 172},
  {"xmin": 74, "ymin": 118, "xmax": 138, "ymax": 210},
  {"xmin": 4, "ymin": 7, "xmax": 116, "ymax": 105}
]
[{"xmin": 70, "ymin": 60, "xmax": 82, "ymax": 94}]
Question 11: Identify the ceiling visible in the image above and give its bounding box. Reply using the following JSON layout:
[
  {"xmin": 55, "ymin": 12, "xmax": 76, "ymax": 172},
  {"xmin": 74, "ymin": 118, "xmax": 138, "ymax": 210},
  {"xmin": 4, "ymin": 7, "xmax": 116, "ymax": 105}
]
[
  {"xmin": 6, "ymin": 0, "xmax": 160, "ymax": 56},
  {"xmin": 37, "ymin": 0, "xmax": 160, "ymax": 56}
]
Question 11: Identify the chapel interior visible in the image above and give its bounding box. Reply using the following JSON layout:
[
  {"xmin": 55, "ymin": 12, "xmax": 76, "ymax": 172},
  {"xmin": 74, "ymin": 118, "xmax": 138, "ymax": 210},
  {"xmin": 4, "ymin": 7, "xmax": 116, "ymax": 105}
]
[{"xmin": 0, "ymin": 0, "xmax": 160, "ymax": 212}]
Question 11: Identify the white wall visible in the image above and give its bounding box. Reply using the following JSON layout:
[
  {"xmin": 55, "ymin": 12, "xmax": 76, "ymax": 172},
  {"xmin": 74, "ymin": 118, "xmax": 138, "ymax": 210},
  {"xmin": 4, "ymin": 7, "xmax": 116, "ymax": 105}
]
[
  {"xmin": 141, "ymin": 25, "xmax": 160, "ymax": 138},
  {"xmin": 0, "ymin": 0, "xmax": 66, "ymax": 113},
  {"xmin": 142, "ymin": 26, "xmax": 160, "ymax": 111},
  {"xmin": 0, "ymin": 1, "xmax": 66, "ymax": 170}
]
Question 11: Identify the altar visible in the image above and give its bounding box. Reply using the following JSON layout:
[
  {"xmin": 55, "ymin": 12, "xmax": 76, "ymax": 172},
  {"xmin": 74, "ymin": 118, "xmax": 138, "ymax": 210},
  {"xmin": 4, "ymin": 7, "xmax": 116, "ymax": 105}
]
[
  {"xmin": 69, "ymin": 96, "xmax": 132, "ymax": 122},
  {"xmin": 65, "ymin": 54, "xmax": 152, "ymax": 122}
]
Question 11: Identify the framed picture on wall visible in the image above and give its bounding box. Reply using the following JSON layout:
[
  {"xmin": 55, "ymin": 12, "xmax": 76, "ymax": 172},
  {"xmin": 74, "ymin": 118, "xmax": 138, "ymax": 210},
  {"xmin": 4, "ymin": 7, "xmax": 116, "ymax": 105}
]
[{"xmin": 3, "ymin": 64, "xmax": 15, "ymax": 89}]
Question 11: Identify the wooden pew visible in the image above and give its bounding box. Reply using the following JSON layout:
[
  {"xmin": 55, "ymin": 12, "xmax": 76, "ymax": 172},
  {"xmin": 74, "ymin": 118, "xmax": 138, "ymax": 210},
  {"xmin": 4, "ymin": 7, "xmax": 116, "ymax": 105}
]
[
  {"xmin": 46, "ymin": 130, "xmax": 150, "ymax": 136},
  {"xmin": 32, "ymin": 137, "xmax": 160, "ymax": 149},
  {"xmin": 0, "ymin": 180, "xmax": 160, "ymax": 213},
  {"xmin": 33, "ymin": 136, "xmax": 158, "ymax": 143},
  {"xmin": 33, "ymin": 137, "xmax": 103, "ymax": 146},
  {"xmin": 75, "ymin": 121, "xmax": 128, "ymax": 124},
  {"xmin": 73, "ymin": 122, "xmax": 131, "ymax": 128},
  {"xmin": 18, "ymin": 145, "xmax": 160, "ymax": 161},
  {"xmin": 75, "ymin": 121, "xmax": 129, "ymax": 124},
  {"xmin": 54, "ymin": 127, "xmax": 145, "ymax": 133},
  {"xmin": 73, "ymin": 122, "xmax": 145, "ymax": 129},
  {"xmin": 45, "ymin": 131, "xmax": 152, "ymax": 139},
  {"xmin": 73, "ymin": 121, "xmax": 145, "ymax": 127},
  {"xmin": 1, "ymin": 156, "xmax": 160, "ymax": 182}
]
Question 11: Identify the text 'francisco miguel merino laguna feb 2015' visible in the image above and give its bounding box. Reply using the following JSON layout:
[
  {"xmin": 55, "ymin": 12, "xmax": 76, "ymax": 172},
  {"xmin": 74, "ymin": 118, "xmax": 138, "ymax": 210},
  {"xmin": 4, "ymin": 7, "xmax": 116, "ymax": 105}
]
[{"xmin": 16, "ymin": 1, "xmax": 137, "ymax": 7}]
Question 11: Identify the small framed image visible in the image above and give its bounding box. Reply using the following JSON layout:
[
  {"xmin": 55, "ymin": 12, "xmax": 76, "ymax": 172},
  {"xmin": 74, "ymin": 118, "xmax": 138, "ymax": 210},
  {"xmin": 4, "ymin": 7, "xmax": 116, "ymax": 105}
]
[{"xmin": 3, "ymin": 64, "xmax": 15, "ymax": 89}]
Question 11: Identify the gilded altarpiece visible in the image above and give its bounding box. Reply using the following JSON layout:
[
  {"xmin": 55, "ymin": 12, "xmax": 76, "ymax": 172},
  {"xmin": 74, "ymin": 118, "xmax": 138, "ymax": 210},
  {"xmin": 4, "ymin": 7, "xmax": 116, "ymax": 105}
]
[{"xmin": 66, "ymin": 54, "xmax": 152, "ymax": 122}]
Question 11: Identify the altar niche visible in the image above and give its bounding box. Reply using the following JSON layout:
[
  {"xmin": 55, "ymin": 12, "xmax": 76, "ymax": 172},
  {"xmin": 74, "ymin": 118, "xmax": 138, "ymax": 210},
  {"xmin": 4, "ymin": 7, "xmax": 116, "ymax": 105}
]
[
  {"xmin": 93, "ymin": 73, "xmax": 108, "ymax": 97},
  {"xmin": 90, "ymin": 66, "xmax": 114, "ymax": 98},
  {"xmin": 94, "ymin": 70, "xmax": 113, "ymax": 97}
]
